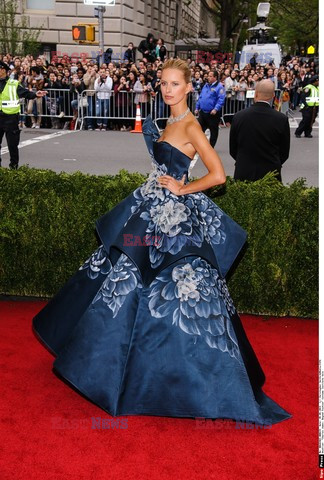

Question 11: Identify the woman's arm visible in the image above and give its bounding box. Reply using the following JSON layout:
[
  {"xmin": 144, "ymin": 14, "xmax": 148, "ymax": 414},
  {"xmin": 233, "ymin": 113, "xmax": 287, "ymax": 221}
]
[
  {"xmin": 133, "ymin": 80, "xmax": 143, "ymax": 93},
  {"xmin": 83, "ymin": 72, "xmax": 90, "ymax": 88},
  {"xmin": 158, "ymin": 121, "xmax": 226, "ymax": 195},
  {"xmin": 224, "ymin": 78, "xmax": 231, "ymax": 91},
  {"xmin": 106, "ymin": 76, "xmax": 113, "ymax": 91}
]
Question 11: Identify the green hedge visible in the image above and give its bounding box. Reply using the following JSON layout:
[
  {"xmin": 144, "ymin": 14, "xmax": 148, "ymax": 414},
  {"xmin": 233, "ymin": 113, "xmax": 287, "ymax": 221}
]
[{"xmin": 0, "ymin": 166, "xmax": 318, "ymax": 318}]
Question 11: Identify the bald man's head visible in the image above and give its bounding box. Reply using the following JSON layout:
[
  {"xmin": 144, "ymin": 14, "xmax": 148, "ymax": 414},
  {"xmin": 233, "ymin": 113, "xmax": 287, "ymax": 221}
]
[{"xmin": 255, "ymin": 79, "xmax": 275, "ymax": 102}]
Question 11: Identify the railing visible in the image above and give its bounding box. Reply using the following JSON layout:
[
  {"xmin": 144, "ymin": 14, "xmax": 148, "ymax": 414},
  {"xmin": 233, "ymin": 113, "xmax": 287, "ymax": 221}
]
[
  {"xmin": 76, "ymin": 90, "xmax": 197, "ymax": 129},
  {"xmin": 221, "ymin": 89, "xmax": 283, "ymax": 122},
  {"xmin": 19, "ymin": 88, "xmax": 288, "ymax": 130},
  {"xmin": 20, "ymin": 88, "xmax": 79, "ymax": 129},
  {"xmin": 78, "ymin": 89, "xmax": 135, "ymax": 130}
]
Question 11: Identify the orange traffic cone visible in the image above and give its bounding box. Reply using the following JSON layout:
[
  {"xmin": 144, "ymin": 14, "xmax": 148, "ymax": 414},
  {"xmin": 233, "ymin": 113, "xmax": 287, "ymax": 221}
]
[{"xmin": 131, "ymin": 104, "xmax": 143, "ymax": 133}]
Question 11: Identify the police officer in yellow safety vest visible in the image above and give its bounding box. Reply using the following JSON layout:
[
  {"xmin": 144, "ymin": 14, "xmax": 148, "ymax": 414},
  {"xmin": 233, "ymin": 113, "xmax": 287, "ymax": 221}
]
[
  {"xmin": 0, "ymin": 60, "xmax": 47, "ymax": 169},
  {"xmin": 295, "ymin": 75, "xmax": 319, "ymax": 138}
]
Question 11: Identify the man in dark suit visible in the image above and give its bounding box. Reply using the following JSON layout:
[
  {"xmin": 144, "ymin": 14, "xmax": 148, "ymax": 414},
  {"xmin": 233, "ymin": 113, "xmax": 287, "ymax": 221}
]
[{"xmin": 230, "ymin": 79, "xmax": 290, "ymax": 182}]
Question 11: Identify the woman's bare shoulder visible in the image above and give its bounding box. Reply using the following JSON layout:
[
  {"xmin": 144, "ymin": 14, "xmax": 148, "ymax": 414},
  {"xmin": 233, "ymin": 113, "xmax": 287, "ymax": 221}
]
[
  {"xmin": 185, "ymin": 115, "xmax": 205, "ymax": 142},
  {"xmin": 183, "ymin": 113, "xmax": 199, "ymax": 128}
]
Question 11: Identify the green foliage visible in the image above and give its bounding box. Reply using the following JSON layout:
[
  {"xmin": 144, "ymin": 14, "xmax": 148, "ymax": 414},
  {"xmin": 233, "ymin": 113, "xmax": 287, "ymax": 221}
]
[
  {"xmin": 0, "ymin": 167, "xmax": 318, "ymax": 318},
  {"xmin": 0, "ymin": 0, "xmax": 42, "ymax": 56},
  {"xmin": 210, "ymin": 174, "xmax": 318, "ymax": 317},
  {"xmin": 208, "ymin": 0, "xmax": 318, "ymax": 54},
  {"xmin": 269, "ymin": 0, "xmax": 319, "ymax": 54}
]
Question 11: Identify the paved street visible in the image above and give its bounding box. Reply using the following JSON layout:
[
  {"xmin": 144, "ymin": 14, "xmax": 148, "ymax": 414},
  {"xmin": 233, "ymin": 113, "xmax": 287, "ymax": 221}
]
[{"xmin": 0, "ymin": 113, "xmax": 319, "ymax": 186}]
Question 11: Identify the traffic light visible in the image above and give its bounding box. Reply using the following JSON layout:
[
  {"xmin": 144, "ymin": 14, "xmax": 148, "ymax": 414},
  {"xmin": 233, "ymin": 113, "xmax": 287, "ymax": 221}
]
[
  {"xmin": 72, "ymin": 25, "xmax": 86, "ymax": 41},
  {"xmin": 72, "ymin": 25, "xmax": 95, "ymax": 43}
]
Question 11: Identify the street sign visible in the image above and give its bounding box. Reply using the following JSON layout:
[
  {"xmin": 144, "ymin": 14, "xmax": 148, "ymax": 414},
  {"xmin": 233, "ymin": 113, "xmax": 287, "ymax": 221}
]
[
  {"xmin": 84, "ymin": 0, "xmax": 115, "ymax": 5},
  {"xmin": 307, "ymin": 45, "xmax": 315, "ymax": 55}
]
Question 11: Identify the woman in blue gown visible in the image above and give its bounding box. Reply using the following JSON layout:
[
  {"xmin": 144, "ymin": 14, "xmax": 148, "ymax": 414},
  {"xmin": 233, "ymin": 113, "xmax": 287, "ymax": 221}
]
[{"xmin": 33, "ymin": 59, "xmax": 292, "ymax": 426}]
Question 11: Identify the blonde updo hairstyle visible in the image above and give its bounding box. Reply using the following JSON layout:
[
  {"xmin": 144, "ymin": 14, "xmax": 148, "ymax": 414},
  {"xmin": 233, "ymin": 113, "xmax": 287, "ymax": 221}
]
[{"xmin": 161, "ymin": 58, "xmax": 192, "ymax": 85}]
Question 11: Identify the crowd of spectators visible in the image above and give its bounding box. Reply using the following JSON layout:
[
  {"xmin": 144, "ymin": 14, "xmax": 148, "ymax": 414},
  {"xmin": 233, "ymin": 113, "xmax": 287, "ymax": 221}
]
[{"xmin": 0, "ymin": 35, "xmax": 318, "ymax": 131}]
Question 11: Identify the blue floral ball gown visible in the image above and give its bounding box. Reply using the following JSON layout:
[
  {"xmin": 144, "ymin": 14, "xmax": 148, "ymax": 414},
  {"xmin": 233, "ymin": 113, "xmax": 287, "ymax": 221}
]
[{"xmin": 33, "ymin": 114, "xmax": 292, "ymax": 426}]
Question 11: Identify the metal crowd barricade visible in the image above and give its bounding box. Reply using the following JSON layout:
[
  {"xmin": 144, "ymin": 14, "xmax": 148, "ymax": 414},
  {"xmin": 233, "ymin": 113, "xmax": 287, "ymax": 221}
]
[
  {"xmin": 22, "ymin": 87, "xmax": 288, "ymax": 131},
  {"xmin": 220, "ymin": 88, "xmax": 285, "ymax": 123},
  {"xmin": 150, "ymin": 88, "xmax": 287, "ymax": 128},
  {"xmin": 20, "ymin": 88, "xmax": 76, "ymax": 127},
  {"xmin": 221, "ymin": 97, "xmax": 248, "ymax": 124},
  {"xmin": 78, "ymin": 90, "xmax": 197, "ymax": 130},
  {"xmin": 78, "ymin": 89, "xmax": 139, "ymax": 130}
]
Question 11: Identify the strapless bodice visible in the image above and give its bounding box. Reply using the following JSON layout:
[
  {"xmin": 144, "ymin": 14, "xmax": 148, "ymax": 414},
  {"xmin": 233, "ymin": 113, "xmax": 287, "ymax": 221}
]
[
  {"xmin": 152, "ymin": 140, "xmax": 192, "ymax": 179},
  {"xmin": 142, "ymin": 114, "xmax": 192, "ymax": 181}
]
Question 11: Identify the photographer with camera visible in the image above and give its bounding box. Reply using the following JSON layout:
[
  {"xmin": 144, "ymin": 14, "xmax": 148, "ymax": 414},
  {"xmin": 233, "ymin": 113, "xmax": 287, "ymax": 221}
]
[
  {"xmin": 155, "ymin": 38, "xmax": 167, "ymax": 62},
  {"xmin": 138, "ymin": 33, "xmax": 156, "ymax": 63},
  {"xmin": 134, "ymin": 72, "xmax": 153, "ymax": 118},
  {"xmin": 224, "ymin": 70, "xmax": 239, "ymax": 125},
  {"xmin": 123, "ymin": 42, "xmax": 136, "ymax": 64},
  {"xmin": 69, "ymin": 72, "xmax": 85, "ymax": 129},
  {"xmin": 113, "ymin": 74, "xmax": 131, "ymax": 131},
  {"xmin": 94, "ymin": 68, "xmax": 113, "ymax": 131},
  {"xmin": 26, "ymin": 66, "xmax": 44, "ymax": 128},
  {"xmin": 83, "ymin": 64, "xmax": 98, "ymax": 130},
  {"xmin": 151, "ymin": 68, "xmax": 165, "ymax": 126}
]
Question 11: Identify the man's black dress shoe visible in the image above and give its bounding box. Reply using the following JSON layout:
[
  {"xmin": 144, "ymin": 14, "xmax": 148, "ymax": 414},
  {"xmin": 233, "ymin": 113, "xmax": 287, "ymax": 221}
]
[
  {"xmin": 305, "ymin": 135, "xmax": 313, "ymax": 138},
  {"xmin": 295, "ymin": 134, "xmax": 301, "ymax": 138}
]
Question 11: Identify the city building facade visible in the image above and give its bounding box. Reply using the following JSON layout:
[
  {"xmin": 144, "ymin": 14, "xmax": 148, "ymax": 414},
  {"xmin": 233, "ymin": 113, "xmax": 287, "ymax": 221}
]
[{"xmin": 17, "ymin": 0, "xmax": 217, "ymax": 61}]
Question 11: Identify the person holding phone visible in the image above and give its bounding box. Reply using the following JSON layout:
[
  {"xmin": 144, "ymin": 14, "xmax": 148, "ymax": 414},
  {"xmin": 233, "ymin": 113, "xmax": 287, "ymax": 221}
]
[{"xmin": 134, "ymin": 72, "xmax": 153, "ymax": 118}]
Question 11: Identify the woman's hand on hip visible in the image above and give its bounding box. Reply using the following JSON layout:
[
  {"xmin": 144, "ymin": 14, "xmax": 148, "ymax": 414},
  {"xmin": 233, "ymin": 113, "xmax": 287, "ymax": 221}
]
[{"xmin": 158, "ymin": 174, "xmax": 186, "ymax": 195}]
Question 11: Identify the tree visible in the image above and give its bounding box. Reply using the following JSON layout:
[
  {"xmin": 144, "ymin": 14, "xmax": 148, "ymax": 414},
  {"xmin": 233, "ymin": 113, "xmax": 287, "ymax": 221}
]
[
  {"xmin": 181, "ymin": 0, "xmax": 318, "ymax": 56},
  {"xmin": 269, "ymin": 0, "xmax": 319, "ymax": 54},
  {"xmin": 199, "ymin": 0, "xmax": 260, "ymax": 52},
  {"xmin": 0, "ymin": 0, "xmax": 42, "ymax": 56}
]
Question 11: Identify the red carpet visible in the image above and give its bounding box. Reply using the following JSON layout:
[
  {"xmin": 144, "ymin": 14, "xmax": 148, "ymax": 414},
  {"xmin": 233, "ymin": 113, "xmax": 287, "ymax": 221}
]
[{"xmin": 0, "ymin": 300, "xmax": 318, "ymax": 480}]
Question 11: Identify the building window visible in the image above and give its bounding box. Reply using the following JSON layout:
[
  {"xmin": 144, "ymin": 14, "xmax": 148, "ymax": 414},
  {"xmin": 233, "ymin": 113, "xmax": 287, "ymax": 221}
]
[{"xmin": 26, "ymin": 0, "xmax": 55, "ymax": 10}]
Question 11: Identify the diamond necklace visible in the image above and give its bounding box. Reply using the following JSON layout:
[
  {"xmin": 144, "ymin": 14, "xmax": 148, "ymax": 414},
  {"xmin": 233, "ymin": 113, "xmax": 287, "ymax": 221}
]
[{"xmin": 167, "ymin": 107, "xmax": 190, "ymax": 125}]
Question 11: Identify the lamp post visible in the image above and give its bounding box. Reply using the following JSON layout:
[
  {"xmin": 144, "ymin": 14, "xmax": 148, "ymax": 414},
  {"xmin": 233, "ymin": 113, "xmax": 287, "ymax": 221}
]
[
  {"xmin": 98, "ymin": 6, "xmax": 105, "ymax": 54},
  {"xmin": 84, "ymin": 0, "xmax": 116, "ymax": 61}
]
